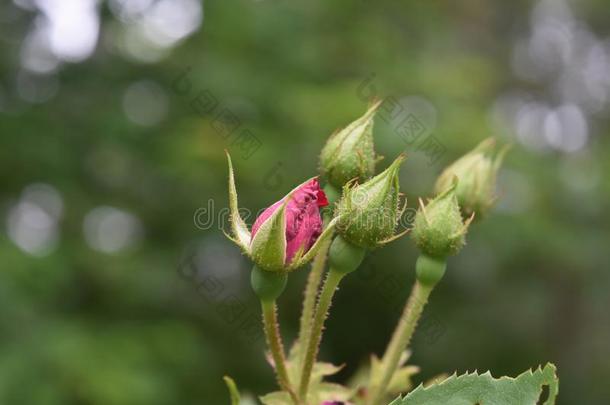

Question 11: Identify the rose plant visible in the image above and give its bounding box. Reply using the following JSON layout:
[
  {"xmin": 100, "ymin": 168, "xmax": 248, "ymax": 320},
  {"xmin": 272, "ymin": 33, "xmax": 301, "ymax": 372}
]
[{"xmin": 220, "ymin": 103, "xmax": 559, "ymax": 405}]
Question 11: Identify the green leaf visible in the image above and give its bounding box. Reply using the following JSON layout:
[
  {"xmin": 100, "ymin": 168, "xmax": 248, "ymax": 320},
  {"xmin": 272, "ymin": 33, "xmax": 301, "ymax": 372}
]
[
  {"xmin": 387, "ymin": 365, "xmax": 419, "ymax": 395},
  {"xmin": 260, "ymin": 362, "xmax": 349, "ymax": 405},
  {"xmin": 223, "ymin": 376, "xmax": 240, "ymax": 405},
  {"xmin": 389, "ymin": 363, "xmax": 559, "ymax": 405},
  {"xmin": 261, "ymin": 382, "xmax": 353, "ymax": 405},
  {"xmin": 354, "ymin": 351, "xmax": 418, "ymax": 404},
  {"xmin": 259, "ymin": 391, "xmax": 290, "ymax": 405},
  {"xmin": 316, "ymin": 382, "xmax": 353, "ymax": 402},
  {"xmin": 311, "ymin": 362, "xmax": 344, "ymax": 381}
]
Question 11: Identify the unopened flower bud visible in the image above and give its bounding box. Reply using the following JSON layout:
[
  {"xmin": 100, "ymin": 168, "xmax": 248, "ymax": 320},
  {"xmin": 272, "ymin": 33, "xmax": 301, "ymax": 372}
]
[
  {"xmin": 225, "ymin": 152, "xmax": 340, "ymax": 272},
  {"xmin": 335, "ymin": 155, "xmax": 407, "ymax": 249},
  {"xmin": 319, "ymin": 101, "xmax": 381, "ymax": 189},
  {"xmin": 250, "ymin": 178, "xmax": 328, "ymax": 269},
  {"xmin": 434, "ymin": 138, "xmax": 509, "ymax": 218},
  {"xmin": 411, "ymin": 182, "xmax": 473, "ymax": 258}
]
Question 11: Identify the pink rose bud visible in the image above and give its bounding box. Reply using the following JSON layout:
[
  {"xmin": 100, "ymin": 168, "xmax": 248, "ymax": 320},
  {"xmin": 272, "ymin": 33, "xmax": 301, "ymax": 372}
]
[
  {"xmin": 226, "ymin": 152, "xmax": 340, "ymax": 272},
  {"xmin": 252, "ymin": 178, "xmax": 329, "ymax": 264}
]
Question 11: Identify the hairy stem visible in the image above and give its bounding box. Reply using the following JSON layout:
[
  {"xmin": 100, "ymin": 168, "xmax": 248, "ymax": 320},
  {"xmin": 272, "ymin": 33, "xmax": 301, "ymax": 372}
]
[
  {"xmin": 297, "ymin": 236, "xmax": 332, "ymax": 370},
  {"xmin": 298, "ymin": 268, "xmax": 345, "ymax": 401},
  {"xmin": 261, "ymin": 300, "xmax": 298, "ymax": 404},
  {"xmin": 368, "ymin": 280, "xmax": 433, "ymax": 405}
]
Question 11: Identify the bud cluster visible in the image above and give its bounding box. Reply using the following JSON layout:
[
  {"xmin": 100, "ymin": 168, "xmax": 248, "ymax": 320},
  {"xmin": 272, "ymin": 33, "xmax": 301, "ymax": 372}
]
[{"xmin": 221, "ymin": 98, "xmax": 511, "ymax": 405}]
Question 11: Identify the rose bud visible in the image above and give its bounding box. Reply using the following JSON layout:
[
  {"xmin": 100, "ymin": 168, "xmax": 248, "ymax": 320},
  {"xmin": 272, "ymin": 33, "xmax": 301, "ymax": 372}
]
[
  {"xmin": 411, "ymin": 180, "xmax": 474, "ymax": 259},
  {"xmin": 319, "ymin": 100, "xmax": 382, "ymax": 191},
  {"xmin": 335, "ymin": 155, "xmax": 408, "ymax": 249},
  {"xmin": 225, "ymin": 152, "xmax": 339, "ymax": 272},
  {"xmin": 434, "ymin": 138, "xmax": 509, "ymax": 218}
]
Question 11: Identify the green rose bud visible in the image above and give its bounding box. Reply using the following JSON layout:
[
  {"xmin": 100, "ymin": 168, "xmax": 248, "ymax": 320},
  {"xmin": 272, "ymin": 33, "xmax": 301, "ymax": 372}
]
[
  {"xmin": 335, "ymin": 155, "xmax": 407, "ymax": 249},
  {"xmin": 411, "ymin": 181, "xmax": 473, "ymax": 258},
  {"xmin": 319, "ymin": 100, "xmax": 382, "ymax": 189},
  {"xmin": 434, "ymin": 138, "xmax": 509, "ymax": 218}
]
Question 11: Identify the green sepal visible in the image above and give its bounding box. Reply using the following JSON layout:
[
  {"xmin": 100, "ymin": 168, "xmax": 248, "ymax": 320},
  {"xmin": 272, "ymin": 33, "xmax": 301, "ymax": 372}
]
[
  {"xmin": 286, "ymin": 215, "xmax": 341, "ymax": 271},
  {"xmin": 250, "ymin": 200, "xmax": 288, "ymax": 272},
  {"xmin": 225, "ymin": 152, "xmax": 252, "ymax": 253},
  {"xmin": 223, "ymin": 376, "xmax": 240, "ymax": 405}
]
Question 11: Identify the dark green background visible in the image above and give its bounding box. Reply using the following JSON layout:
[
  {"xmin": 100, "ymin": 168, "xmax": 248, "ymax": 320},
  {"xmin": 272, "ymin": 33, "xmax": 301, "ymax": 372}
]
[{"xmin": 1, "ymin": 1, "xmax": 609, "ymax": 404}]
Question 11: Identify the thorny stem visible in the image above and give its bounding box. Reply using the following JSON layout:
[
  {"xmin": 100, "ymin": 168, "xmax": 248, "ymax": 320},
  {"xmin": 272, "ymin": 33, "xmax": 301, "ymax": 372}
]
[
  {"xmin": 296, "ymin": 235, "xmax": 332, "ymax": 373},
  {"xmin": 296, "ymin": 184, "xmax": 337, "ymax": 380},
  {"xmin": 367, "ymin": 255, "xmax": 446, "ymax": 405},
  {"xmin": 367, "ymin": 281, "xmax": 433, "ymax": 405},
  {"xmin": 261, "ymin": 300, "xmax": 299, "ymax": 404},
  {"xmin": 298, "ymin": 268, "xmax": 345, "ymax": 401}
]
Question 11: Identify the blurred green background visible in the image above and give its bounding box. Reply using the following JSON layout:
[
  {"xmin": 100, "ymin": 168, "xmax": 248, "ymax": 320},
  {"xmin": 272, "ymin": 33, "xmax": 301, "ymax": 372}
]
[{"xmin": 1, "ymin": 0, "xmax": 609, "ymax": 404}]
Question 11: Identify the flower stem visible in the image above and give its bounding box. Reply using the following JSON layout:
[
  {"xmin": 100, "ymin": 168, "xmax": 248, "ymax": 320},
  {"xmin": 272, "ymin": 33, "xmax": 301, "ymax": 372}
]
[
  {"xmin": 367, "ymin": 281, "xmax": 433, "ymax": 405},
  {"xmin": 261, "ymin": 300, "xmax": 298, "ymax": 403},
  {"xmin": 296, "ymin": 184, "xmax": 337, "ymax": 378},
  {"xmin": 298, "ymin": 267, "xmax": 345, "ymax": 401},
  {"xmin": 296, "ymin": 236, "xmax": 332, "ymax": 370},
  {"xmin": 367, "ymin": 255, "xmax": 446, "ymax": 405}
]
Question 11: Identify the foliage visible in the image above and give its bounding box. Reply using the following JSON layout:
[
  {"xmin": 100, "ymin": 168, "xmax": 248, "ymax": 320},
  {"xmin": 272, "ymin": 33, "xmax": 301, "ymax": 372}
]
[{"xmin": 390, "ymin": 363, "xmax": 559, "ymax": 405}]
